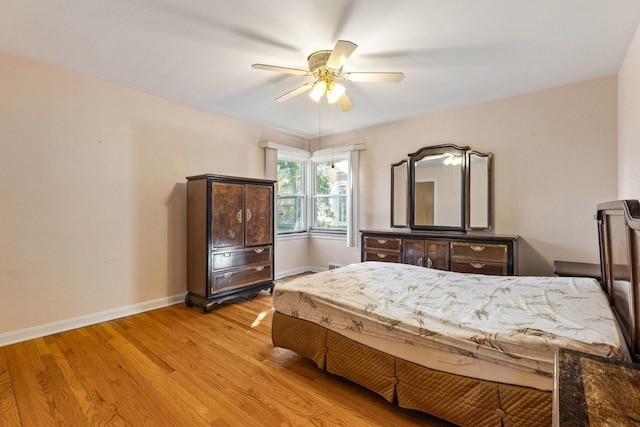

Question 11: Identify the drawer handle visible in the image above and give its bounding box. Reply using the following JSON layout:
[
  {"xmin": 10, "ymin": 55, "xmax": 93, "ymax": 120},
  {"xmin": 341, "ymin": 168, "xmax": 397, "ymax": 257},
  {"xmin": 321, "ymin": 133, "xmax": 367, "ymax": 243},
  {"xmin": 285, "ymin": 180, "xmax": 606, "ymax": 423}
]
[
  {"xmin": 223, "ymin": 272, "xmax": 233, "ymax": 278},
  {"xmin": 470, "ymin": 263, "xmax": 485, "ymax": 269},
  {"xmin": 236, "ymin": 210, "xmax": 243, "ymax": 223},
  {"xmin": 254, "ymin": 248, "xmax": 264, "ymax": 254},
  {"xmin": 470, "ymin": 245, "xmax": 485, "ymax": 252},
  {"xmin": 377, "ymin": 239, "xmax": 388, "ymax": 244},
  {"xmin": 246, "ymin": 209, "xmax": 252, "ymax": 222},
  {"xmin": 223, "ymin": 253, "xmax": 231, "ymax": 257},
  {"xmin": 255, "ymin": 266, "xmax": 265, "ymax": 272},
  {"xmin": 376, "ymin": 253, "xmax": 387, "ymax": 259}
]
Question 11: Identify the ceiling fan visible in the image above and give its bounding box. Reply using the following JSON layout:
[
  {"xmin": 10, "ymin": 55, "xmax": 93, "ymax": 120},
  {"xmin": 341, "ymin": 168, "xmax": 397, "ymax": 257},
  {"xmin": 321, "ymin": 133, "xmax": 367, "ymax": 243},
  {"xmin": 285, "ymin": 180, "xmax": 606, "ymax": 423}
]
[{"xmin": 252, "ymin": 40, "xmax": 404, "ymax": 112}]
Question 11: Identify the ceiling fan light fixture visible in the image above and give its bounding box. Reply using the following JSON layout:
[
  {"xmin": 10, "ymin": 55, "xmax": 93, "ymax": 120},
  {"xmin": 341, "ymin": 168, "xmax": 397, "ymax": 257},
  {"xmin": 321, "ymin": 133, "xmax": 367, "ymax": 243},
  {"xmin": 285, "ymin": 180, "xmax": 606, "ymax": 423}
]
[
  {"xmin": 326, "ymin": 82, "xmax": 345, "ymax": 104},
  {"xmin": 309, "ymin": 80, "xmax": 327, "ymax": 102}
]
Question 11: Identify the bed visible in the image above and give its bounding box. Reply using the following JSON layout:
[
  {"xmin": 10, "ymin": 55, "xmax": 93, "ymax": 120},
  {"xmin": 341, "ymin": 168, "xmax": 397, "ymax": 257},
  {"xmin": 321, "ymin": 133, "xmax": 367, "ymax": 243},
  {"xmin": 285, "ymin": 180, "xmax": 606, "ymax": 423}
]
[{"xmin": 271, "ymin": 200, "xmax": 640, "ymax": 427}]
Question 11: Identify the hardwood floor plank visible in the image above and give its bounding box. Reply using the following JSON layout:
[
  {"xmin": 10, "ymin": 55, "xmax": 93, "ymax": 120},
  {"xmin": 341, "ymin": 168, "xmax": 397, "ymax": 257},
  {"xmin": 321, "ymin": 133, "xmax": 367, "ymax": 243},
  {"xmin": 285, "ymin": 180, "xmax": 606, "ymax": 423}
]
[
  {"xmin": 45, "ymin": 343, "xmax": 108, "ymax": 427},
  {"xmin": 0, "ymin": 349, "xmax": 21, "ymax": 427},
  {"xmin": 0, "ymin": 291, "xmax": 452, "ymax": 426},
  {"xmin": 52, "ymin": 328, "xmax": 151, "ymax": 425}
]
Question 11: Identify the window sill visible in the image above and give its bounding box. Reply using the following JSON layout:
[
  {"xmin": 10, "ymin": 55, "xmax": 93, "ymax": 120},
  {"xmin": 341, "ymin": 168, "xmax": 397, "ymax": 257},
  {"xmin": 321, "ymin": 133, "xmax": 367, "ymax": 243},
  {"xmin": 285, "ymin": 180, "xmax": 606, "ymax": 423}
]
[
  {"xmin": 309, "ymin": 231, "xmax": 347, "ymax": 241},
  {"xmin": 277, "ymin": 232, "xmax": 308, "ymax": 242},
  {"xmin": 277, "ymin": 231, "xmax": 347, "ymax": 242}
]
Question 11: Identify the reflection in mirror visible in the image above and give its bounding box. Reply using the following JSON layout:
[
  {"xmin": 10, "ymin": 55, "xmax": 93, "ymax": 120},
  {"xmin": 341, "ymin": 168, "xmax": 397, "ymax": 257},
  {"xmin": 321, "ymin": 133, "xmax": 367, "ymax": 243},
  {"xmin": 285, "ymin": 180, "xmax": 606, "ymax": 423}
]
[
  {"xmin": 467, "ymin": 151, "xmax": 492, "ymax": 230},
  {"xmin": 410, "ymin": 144, "xmax": 468, "ymax": 231},
  {"xmin": 391, "ymin": 160, "xmax": 409, "ymax": 227}
]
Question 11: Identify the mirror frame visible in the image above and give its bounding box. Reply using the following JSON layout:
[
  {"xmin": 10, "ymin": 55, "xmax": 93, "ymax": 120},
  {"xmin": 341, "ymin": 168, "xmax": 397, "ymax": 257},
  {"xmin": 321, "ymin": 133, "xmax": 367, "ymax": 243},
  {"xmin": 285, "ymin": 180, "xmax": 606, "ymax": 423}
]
[
  {"xmin": 466, "ymin": 150, "xmax": 493, "ymax": 231},
  {"xmin": 390, "ymin": 159, "xmax": 409, "ymax": 228},
  {"xmin": 409, "ymin": 144, "xmax": 469, "ymax": 232}
]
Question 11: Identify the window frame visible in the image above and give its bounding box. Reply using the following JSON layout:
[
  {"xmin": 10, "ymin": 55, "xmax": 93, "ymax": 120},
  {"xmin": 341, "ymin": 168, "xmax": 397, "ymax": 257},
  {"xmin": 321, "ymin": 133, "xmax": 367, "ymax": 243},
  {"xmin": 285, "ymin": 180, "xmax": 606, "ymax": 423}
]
[
  {"xmin": 276, "ymin": 152, "xmax": 308, "ymax": 235},
  {"xmin": 309, "ymin": 152, "xmax": 349, "ymax": 235}
]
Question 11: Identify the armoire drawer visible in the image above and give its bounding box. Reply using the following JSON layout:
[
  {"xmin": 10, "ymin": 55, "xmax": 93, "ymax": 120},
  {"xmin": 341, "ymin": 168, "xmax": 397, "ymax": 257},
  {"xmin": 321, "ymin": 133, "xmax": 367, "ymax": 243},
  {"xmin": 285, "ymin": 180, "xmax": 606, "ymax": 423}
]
[
  {"xmin": 211, "ymin": 264, "xmax": 272, "ymax": 294},
  {"xmin": 211, "ymin": 246, "xmax": 271, "ymax": 270},
  {"xmin": 450, "ymin": 242, "xmax": 508, "ymax": 263}
]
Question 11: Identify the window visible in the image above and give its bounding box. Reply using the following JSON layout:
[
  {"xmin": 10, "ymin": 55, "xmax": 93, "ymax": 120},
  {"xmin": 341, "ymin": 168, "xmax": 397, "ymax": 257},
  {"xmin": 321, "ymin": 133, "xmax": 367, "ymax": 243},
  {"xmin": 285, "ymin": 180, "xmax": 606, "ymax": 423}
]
[
  {"xmin": 268, "ymin": 141, "xmax": 362, "ymax": 245},
  {"xmin": 312, "ymin": 155, "xmax": 349, "ymax": 232},
  {"xmin": 276, "ymin": 158, "xmax": 306, "ymax": 233}
]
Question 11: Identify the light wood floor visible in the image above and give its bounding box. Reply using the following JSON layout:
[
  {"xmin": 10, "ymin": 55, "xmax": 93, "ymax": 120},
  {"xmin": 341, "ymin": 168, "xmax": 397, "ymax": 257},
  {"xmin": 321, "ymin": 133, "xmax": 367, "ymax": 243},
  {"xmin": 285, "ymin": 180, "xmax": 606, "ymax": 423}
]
[{"xmin": 0, "ymin": 290, "xmax": 453, "ymax": 426}]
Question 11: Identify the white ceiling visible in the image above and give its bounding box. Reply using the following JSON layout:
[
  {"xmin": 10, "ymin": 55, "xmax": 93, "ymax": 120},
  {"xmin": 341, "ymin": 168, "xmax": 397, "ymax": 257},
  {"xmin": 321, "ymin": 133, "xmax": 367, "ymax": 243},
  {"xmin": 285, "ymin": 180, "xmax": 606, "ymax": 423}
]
[{"xmin": 1, "ymin": 0, "xmax": 640, "ymax": 138}]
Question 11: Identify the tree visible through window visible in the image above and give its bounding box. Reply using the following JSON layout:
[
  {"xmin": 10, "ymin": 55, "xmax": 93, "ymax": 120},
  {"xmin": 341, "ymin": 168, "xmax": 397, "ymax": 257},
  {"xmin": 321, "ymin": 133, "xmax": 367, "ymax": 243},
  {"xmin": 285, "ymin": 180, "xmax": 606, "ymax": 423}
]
[
  {"xmin": 276, "ymin": 151, "xmax": 352, "ymax": 236},
  {"xmin": 313, "ymin": 158, "xmax": 348, "ymax": 231},
  {"xmin": 277, "ymin": 159, "xmax": 305, "ymax": 233}
]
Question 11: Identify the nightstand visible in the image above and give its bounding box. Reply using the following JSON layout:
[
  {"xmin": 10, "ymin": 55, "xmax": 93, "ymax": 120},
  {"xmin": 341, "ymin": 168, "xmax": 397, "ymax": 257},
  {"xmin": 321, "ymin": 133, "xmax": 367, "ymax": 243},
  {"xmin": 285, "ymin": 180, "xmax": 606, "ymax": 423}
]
[
  {"xmin": 552, "ymin": 261, "xmax": 601, "ymax": 281},
  {"xmin": 553, "ymin": 348, "xmax": 640, "ymax": 426}
]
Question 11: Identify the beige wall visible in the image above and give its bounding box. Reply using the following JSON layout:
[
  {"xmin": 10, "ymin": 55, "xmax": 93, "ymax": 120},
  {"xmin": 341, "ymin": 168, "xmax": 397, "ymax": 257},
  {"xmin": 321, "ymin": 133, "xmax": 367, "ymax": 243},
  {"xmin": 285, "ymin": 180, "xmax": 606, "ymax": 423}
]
[
  {"xmin": 619, "ymin": 22, "xmax": 640, "ymax": 199},
  {"xmin": 325, "ymin": 76, "xmax": 618, "ymax": 276},
  {"xmin": 0, "ymin": 53, "xmax": 306, "ymax": 337},
  {"xmin": 0, "ymin": 48, "xmax": 622, "ymax": 341}
]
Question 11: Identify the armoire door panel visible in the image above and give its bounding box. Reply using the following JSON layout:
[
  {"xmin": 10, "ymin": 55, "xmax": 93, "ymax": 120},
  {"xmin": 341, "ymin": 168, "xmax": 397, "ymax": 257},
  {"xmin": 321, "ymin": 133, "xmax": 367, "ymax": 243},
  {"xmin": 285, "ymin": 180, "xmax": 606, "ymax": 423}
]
[
  {"xmin": 245, "ymin": 184, "xmax": 273, "ymax": 246},
  {"xmin": 211, "ymin": 182, "xmax": 244, "ymax": 248}
]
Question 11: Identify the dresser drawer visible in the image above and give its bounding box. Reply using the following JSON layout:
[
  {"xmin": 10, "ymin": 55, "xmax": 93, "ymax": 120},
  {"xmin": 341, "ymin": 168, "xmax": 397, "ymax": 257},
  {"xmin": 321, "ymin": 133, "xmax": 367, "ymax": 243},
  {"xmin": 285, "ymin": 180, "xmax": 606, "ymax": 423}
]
[
  {"xmin": 451, "ymin": 261, "xmax": 507, "ymax": 276},
  {"xmin": 364, "ymin": 236, "xmax": 402, "ymax": 252},
  {"xmin": 211, "ymin": 264, "xmax": 272, "ymax": 294},
  {"xmin": 450, "ymin": 242, "xmax": 508, "ymax": 263},
  {"xmin": 364, "ymin": 250, "xmax": 401, "ymax": 263},
  {"xmin": 211, "ymin": 246, "xmax": 271, "ymax": 270}
]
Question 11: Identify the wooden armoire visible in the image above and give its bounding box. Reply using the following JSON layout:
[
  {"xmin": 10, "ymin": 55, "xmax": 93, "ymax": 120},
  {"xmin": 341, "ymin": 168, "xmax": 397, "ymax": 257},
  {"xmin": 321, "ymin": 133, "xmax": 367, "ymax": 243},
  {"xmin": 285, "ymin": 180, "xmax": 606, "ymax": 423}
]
[{"xmin": 185, "ymin": 174, "xmax": 276, "ymax": 313}]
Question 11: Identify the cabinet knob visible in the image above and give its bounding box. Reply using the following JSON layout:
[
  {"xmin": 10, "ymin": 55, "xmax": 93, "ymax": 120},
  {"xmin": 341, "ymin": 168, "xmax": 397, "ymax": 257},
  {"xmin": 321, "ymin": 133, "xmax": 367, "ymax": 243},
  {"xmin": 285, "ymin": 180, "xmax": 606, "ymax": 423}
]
[
  {"xmin": 377, "ymin": 239, "xmax": 387, "ymax": 244},
  {"xmin": 254, "ymin": 248, "xmax": 264, "ymax": 254},
  {"xmin": 427, "ymin": 257, "xmax": 433, "ymax": 268},
  {"xmin": 246, "ymin": 209, "xmax": 252, "ymax": 222},
  {"xmin": 470, "ymin": 245, "xmax": 485, "ymax": 252},
  {"xmin": 470, "ymin": 263, "xmax": 485, "ymax": 269},
  {"xmin": 376, "ymin": 253, "xmax": 387, "ymax": 259},
  {"xmin": 223, "ymin": 272, "xmax": 233, "ymax": 278},
  {"xmin": 417, "ymin": 256, "xmax": 423, "ymax": 266},
  {"xmin": 223, "ymin": 253, "xmax": 231, "ymax": 257},
  {"xmin": 236, "ymin": 210, "xmax": 243, "ymax": 223},
  {"xmin": 255, "ymin": 266, "xmax": 265, "ymax": 272}
]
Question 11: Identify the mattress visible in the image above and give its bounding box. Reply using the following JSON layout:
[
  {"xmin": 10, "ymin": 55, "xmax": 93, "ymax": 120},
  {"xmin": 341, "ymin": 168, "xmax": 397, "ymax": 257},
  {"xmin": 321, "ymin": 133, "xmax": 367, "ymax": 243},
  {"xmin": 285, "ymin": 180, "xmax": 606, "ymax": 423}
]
[{"xmin": 272, "ymin": 261, "xmax": 628, "ymax": 391}]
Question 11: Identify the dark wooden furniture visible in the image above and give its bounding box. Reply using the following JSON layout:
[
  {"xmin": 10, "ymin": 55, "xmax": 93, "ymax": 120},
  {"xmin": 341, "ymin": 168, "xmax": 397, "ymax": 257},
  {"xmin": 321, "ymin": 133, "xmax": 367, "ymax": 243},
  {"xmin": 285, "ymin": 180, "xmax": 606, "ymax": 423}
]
[
  {"xmin": 597, "ymin": 199, "xmax": 640, "ymax": 362},
  {"xmin": 553, "ymin": 260, "xmax": 602, "ymax": 281},
  {"xmin": 185, "ymin": 174, "xmax": 275, "ymax": 313},
  {"xmin": 361, "ymin": 229, "xmax": 518, "ymax": 275},
  {"xmin": 553, "ymin": 348, "xmax": 640, "ymax": 426},
  {"xmin": 273, "ymin": 200, "xmax": 640, "ymax": 426}
]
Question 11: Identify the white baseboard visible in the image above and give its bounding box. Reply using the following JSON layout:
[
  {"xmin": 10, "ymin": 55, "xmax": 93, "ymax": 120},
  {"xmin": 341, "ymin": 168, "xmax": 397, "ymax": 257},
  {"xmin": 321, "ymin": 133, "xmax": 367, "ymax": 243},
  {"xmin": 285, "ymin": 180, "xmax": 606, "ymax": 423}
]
[
  {"xmin": 1, "ymin": 271, "xmax": 328, "ymax": 347},
  {"xmin": 275, "ymin": 266, "xmax": 323, "ymax": 279},
  {"xmin": 0, "ymin": 293, "xmax": 186, "ymax": 347}
]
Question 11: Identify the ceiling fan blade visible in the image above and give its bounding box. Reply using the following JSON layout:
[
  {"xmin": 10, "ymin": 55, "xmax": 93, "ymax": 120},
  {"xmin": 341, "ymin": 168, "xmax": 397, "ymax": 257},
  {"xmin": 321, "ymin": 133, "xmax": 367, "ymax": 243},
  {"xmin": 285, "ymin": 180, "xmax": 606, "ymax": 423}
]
[
  {"xmin": 326, "ymin": 40, "xmax": 357, "ymax": 69},
  {"xmin": 252, "ymin": 64, "xmax": 311, "ymax": 76},
  {"xmin": 275, "ymin": 82, "xmax": 314, "ymax": 102},
  {"xmin": 337, "ymin": 93, "xmax": 354, "ymax": 112},
  {"xmin": 342, "ymin": 72, "xmax": 404, "ymax": 82}
]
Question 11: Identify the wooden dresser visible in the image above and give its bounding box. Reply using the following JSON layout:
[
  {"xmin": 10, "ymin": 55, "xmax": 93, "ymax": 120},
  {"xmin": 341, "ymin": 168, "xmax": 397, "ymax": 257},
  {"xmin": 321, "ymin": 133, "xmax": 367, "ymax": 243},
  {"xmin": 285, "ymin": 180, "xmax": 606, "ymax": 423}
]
[
  {"xmin": 361, "ymin": 229, "xmax": 518, "ymax": 276},
  {"xmin": 186, "ymin": 174, "xmax": 276, "ymax": 313}
]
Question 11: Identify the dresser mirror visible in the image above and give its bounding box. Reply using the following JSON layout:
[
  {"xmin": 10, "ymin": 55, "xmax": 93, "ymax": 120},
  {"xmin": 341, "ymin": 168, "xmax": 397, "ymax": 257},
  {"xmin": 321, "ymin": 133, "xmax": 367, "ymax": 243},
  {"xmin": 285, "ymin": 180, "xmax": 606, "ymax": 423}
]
[
  {"xmin": 467, "ymin": 151, "xmax": 493, "ymax": 230},
  {"xmin": 390, "ymin": 159, "xmax": 409, "ymax": 227},
  {"xmin": 409, "ymin": 144, "xmax": 468, "ymax": 231},
  {"xmin": 390, "ymin": 144, "xmax": 492, "ymax": 232}
]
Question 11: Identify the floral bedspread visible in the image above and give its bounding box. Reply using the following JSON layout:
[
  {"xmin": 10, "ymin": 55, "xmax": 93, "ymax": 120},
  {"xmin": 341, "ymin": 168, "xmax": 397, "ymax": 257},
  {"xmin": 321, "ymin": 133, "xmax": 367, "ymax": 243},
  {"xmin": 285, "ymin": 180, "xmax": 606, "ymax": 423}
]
[{"xmin": 273, "ymin": 261, "xmax": 627, "ymax": 375}]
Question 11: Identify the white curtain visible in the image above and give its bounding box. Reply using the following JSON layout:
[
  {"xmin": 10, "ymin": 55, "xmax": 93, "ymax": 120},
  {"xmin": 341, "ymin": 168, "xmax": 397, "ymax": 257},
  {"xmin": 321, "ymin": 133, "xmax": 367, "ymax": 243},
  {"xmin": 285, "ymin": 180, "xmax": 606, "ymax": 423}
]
[{"xmin": 347, "ymin": 150, "xmax": 360, "ymax": 248}]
